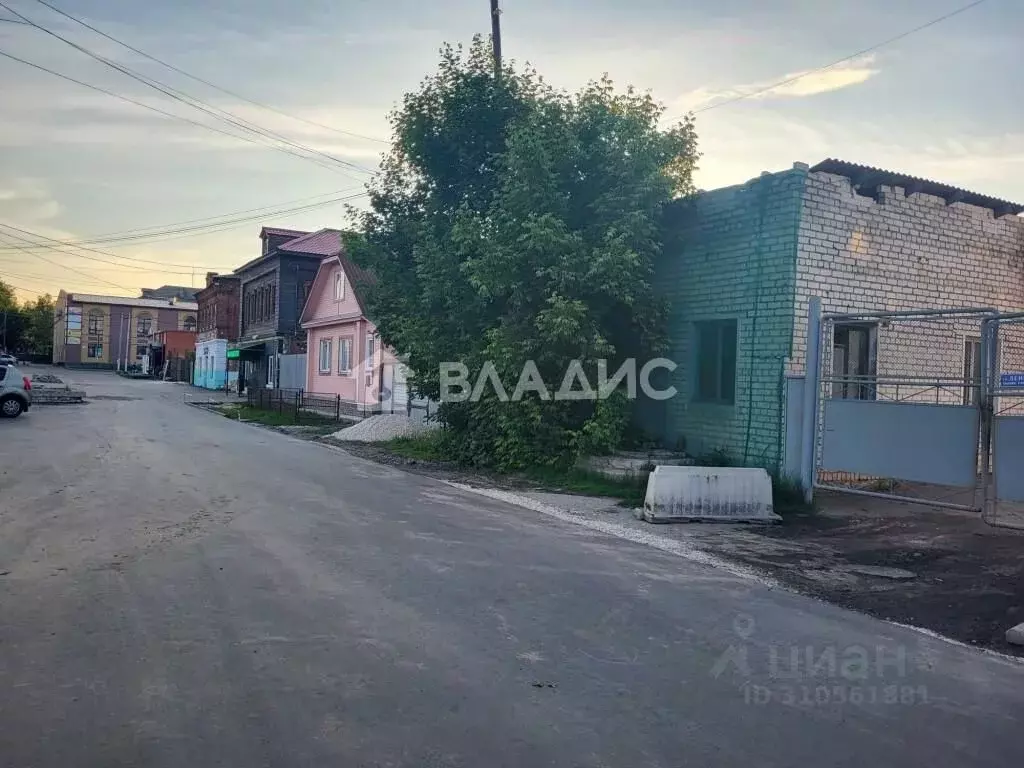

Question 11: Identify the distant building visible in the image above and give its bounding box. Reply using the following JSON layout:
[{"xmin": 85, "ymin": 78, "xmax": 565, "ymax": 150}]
[
  {"xmin": 52, "ymin": 291, "xmax": 198, "ymax": 369},
  {"xmin": 193, "ymin": 272, "xmax": 241, "ymax": 390},
  {"xmin": 230, "ymin": 227, "xmax": 341, "ymax": 391},
  {"xmin": 141, "ymin": 285, "xmax": 199, "ymax": 302},
  {"xmin": 300, "ymin": 252, "xmax": 407, "ymax": 416}
]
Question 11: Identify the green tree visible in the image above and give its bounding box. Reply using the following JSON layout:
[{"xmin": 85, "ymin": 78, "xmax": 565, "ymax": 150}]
[
  {"xmin": 349, "ymin": 37, "xmax": 698, "ymax": 469},
  {"xmin": 22, "ymin": 293, "xmax": 55, "ymax": 357},
  {"xmin": 0, "ymin": 280, "xmax": 15, "ymax": 311},
  {"xmin": 0, "ymin": 280, "xmax": 27, "ymax": 354}
]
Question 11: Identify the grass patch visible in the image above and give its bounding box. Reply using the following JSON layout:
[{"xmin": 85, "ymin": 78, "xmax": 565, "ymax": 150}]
[
  {"xmin": 771, "ymin": 472, "xmax": 815, "ymax": 518},
  {"xmin": 522, "ymin": 465, "xmax": 647, "ymax": 506},
  {"xmin": 381, "ymin": 433, "xmax": 447, "ymax": 461},
  {"xmin": 217, "ymin": 404, "xmax": 337, "ymax": 428},
  {"xmin": 378, "ymin": 433, "xmax": 646, "ymax": 505}
]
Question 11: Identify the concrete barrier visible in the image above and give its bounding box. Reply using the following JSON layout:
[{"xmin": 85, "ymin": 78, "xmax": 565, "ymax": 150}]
[
  {"xmin": 32, "ymin": 389, "xmax": 86, "ymax": 405},
  {"xmin": 641, "ymin": 465, "xmax": 779, "ymax": 523}
]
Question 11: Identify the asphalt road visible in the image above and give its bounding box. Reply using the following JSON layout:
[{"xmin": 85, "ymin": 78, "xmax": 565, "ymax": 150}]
[{"xmin": 1, "ymin": 369, "xmax": 1022, "ymax": 767}]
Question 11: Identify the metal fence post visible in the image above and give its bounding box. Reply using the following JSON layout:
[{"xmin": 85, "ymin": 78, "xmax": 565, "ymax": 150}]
[
  {"xmin": 800, "ymin": 296, "xmax": 822, "ymax": 503},
  {"xmin": 335, "ymin": 394, "xmax": 341, "ymax": 421},
  {"xmin": 295, "ymin": 392, "xmax": 301, "ymax": 423},
  {"xmin": 979, "ymin": 317, "xmax": 996, "ymax": 521}
]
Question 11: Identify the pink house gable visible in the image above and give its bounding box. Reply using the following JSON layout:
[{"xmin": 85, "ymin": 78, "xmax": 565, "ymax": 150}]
[{"xmin": 300, "ymin": 254, "xmax": 397, "ymax": 410}]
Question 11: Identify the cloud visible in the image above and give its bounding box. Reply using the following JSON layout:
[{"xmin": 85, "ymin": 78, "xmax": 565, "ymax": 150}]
[
  {"xmin": 672, "ymin": 55, "xmax": 881, "ymax": 113},
  {"xmin": 0, "ymin": 177, "xmax": 62, "ymax": 224}
]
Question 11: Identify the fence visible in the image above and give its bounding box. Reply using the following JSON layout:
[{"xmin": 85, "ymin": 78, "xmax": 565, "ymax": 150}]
[
  {"xmin": 797, "ymin": 298, "xmax": 1024, "ymax": 529},
  {"xmin": 246, "ymin": 388, "xmax": 364, "ymax": 424},
  {"xmin": 163, "ymin": 356, "xmax": 194, "ymax": 383}
]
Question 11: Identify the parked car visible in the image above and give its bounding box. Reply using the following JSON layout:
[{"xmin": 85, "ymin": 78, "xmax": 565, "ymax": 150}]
[
  {"xmin": 0, "ymin": 363, "xmax": 31, "ymax": 417},
  {"xmin": 0, "ymin": 353, "xmax": 16, "ymax": 366}
]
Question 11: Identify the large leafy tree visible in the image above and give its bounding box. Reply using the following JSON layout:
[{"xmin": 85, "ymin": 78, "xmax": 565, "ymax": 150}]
[
  {"xmin": 22, "ymin": 293, "xmax": 55, "ymax": 357},
  {"xmin": 348, "ymin": 37, "xmax": 698, "ymax": 468},
  {"xmin": 0, "ymin": 282, "xmax": 54, "ymax": 356}
]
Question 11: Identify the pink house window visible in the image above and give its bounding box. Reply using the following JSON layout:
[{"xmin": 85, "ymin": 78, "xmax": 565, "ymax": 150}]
[{"xmin": 365, "ymin": 333, "xmax": 375, "ymax": 371}]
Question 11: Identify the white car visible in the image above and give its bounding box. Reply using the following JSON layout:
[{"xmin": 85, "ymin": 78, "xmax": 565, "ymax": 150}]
[{"xmin": 0, "ymin": 354, "xmax": 16, "ymax": 366}]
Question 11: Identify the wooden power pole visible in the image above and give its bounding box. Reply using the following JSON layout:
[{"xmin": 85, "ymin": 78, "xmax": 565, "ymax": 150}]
[{"xmin": 490, "ymin": 0, "xmax": 502, "ymax": 80}]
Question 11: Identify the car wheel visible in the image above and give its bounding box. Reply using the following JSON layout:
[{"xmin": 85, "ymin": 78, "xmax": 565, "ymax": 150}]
[{"xmin": 0, "ymin": 396, "xmax": 23, "ymax": 418}]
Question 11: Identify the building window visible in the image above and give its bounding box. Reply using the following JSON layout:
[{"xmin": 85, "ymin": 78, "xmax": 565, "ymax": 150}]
[
  {"xmin": 270, "ymin": 284, "xmax": 276, "ymax": 316},
  {"xmin": 87, "ymin": 310, "xmax": 104, "ymax": 337},
  {"xmin": 319, "ymin": 338, "xmax": 332, "ymax": 373},
  {"xmin": 963, "ymin": 337, "xmax": 982, "ymax": 406},
  {"xmin": 335, "ymin": 272, "xmax": 346, "ymax": 301},
  {"xmin": 365, "ymin": 332, "xmax": 376, "ymax": 371},
  {"xmin": 694, "ymin": 319, "xmax": 737, "ymax": 404},
  {"xmin": 183, "ymin": 315, "xmax": 196, "ymax": 332},
  {"xmin": 136, "ymin": 314, "xmax": 153, "ymax": 337},
  {"xmin": 832, "ymin": 323, "xmax": 877, "ymax": 400},
  {"xmin": 87, "ymin": 343, "xmax": 103, "ymax": 359},
  {"xmin": 338, "ymin": 337, "xmax": 352, "ymax": 374},
  {"xmin": 136, "ymin": 344, "xmax": 147, "ymax": 359}
]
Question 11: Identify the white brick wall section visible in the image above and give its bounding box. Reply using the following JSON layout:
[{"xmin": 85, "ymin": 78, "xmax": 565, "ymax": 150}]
[{"xmin": 790, "ymin": 172, "xmax": 1024, "ymax": 391}]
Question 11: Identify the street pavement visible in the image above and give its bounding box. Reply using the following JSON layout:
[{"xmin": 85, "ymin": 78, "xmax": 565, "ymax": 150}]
[{"xmin": 1, "ymin": 369, "xmax": 1022, "ymax": 767}]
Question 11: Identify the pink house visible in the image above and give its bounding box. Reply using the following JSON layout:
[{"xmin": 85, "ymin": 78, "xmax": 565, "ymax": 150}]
[{"xmin": 300, "ymin": 252, "xmax": 406, "ymax": 414}]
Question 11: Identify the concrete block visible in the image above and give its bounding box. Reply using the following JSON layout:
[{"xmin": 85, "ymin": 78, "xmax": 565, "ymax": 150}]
[
  {"xmin": 641, "ymin": 465, "xmax": 780, "ymax": 524},
  {"xmin": 1006, "ymin": 622, "xmax": 1024, "ymax": 647}
]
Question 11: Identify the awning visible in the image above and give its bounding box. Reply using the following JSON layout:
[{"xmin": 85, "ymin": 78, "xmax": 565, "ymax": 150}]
[{"xmin": 228, "ymin": 337, "xmax": 281, "ymax": 353}]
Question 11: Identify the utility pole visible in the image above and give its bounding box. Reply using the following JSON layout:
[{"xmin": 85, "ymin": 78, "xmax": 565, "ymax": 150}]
[{"xmin": 490, "ymin": 0, "xmax": 502, "ymax": 81}]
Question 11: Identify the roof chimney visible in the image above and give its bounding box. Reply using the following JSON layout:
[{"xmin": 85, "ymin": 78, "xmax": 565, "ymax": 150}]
[{"xmin": 206, "ymin": 271, "xmax": 217, "ymax": 287}]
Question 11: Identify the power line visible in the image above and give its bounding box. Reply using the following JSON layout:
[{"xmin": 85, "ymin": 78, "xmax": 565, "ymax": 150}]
[
  {"xmin": 0, "ymin": 222, "xmax": 230, "ymax": 273},
  {"xmin": 0, "ymin": 279, "xmax": 44, "ymax": 297},
  {"xmin": 0, "ymin": 47, "xmax": 347, "ymax": 178},
  {"xmin": 0, "ymin": 267, "xmax": 107, "ymax": 286},
  {"xmin": 0, "ymin": 2, "xmax": 374, "ymax": 179},
  {"xmin": 0, "ymin": 191, "xmax": 362, "ymax": 254},
  {"xmin": 665, "ymin": 0, "xmax": 989, "ymax": 121},
  {"xmin": 44, "ymin": 192, "xmax": 366, "ymax": 247},
  {"xmin": 49, "ymin": 188, "xmax": 359, "ymax": 244},
  {"xmin": 29, "ymin": 0, "xmax": 390, "ymax": 145},
  {"xmin": 0, "ymin": 190, "xmax": 368, "ymax": 258},
  {"xmin": 0, "ymin": 228, "xmax": 136, "ymax": 291}
]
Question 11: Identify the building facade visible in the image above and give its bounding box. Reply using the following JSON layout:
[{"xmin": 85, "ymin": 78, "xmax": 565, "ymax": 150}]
[
  {"xmin": 52, "ymin": 292, "xmax": 198, "ymax": 369},
  {"xmin": 300, "ymin": 253, "xmax": 402, "ymax": 415},
  {"xmin": 193, "ymin": 272, "xmax": 240, "ymax": 390},
  {"xmin": 230, "ymin": 227, "xmax": 340, "ymax": 391},
  {"xmin": 642, "ymin": 159, "xmax": 1024, "ymax": 471}
]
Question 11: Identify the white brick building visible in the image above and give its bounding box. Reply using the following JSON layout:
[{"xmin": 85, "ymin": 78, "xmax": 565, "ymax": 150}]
[{"xmin": 646, "ymin": 159, "xmax": 1024, "ymax": 470}]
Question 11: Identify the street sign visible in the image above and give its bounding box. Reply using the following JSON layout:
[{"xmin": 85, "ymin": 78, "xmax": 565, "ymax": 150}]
[
  {"xmin": 226, "ymin": 349, "xmax": 240, "ymax": 360},
  {"xmin": 1000, "ymin": 373, "xmax": 1024, "ymax": 387}
]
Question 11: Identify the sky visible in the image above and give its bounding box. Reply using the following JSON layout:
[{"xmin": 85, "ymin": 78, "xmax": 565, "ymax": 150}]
[{"xmin": 0, "ymin": 0, "xmax": 1021, "ymax": 302}]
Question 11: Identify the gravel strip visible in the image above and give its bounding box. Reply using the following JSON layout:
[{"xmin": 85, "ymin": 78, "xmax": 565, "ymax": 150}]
[{"xmin": 329, "ymin": 414, "xmax": 439, "ymax": 442}]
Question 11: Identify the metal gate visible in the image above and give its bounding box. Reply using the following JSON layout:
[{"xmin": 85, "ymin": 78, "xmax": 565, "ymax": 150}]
[
  {"xmin": 802, "ymin": 298, "xmax": 994, "ymax": 512},
  {"xmin": 981, "ymin": 314, "xmax": 1024, "ymax": 528}
]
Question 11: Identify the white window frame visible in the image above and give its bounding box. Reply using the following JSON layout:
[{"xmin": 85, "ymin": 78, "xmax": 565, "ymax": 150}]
[
  {"xmin": 334, "ymin": 271, "xmax": 346, "ymax": 301},
  {"xmin": 318, "ymin": 338, "xmax": 332, "ymax": 374},
  {"xmin": 338, "ymin": 337, "xmax": 352, "ymax": 375},
  {"xmin": 365, "ymin": 332, "xmax": 376, "ymax": 371}
]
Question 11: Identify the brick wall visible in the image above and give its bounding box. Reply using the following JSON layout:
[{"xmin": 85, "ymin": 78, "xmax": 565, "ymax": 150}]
[
  {"xmin": 647, "ymin": 167, "xmax": 806, "ymax": 467},
  {"xmin": 791, "ymin": 171, "xmax": 1024, "ymax": 402}
]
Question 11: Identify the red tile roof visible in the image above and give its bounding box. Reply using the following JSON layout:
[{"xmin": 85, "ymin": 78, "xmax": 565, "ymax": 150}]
[{"xmin": 279, "ymin": 228, "xmax": 343, "ymax": 256}]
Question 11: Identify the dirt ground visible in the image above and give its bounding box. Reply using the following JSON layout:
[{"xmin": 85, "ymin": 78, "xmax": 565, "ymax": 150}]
[{"xmin": 688, "ymin": 492, "xmax": 1024, "ymax": 656}]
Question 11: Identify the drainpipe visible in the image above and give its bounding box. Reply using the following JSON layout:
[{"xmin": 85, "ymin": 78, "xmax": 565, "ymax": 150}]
[{"xmin": 799, "ymin": 296, "xmax": 822, "ymax": 503}]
